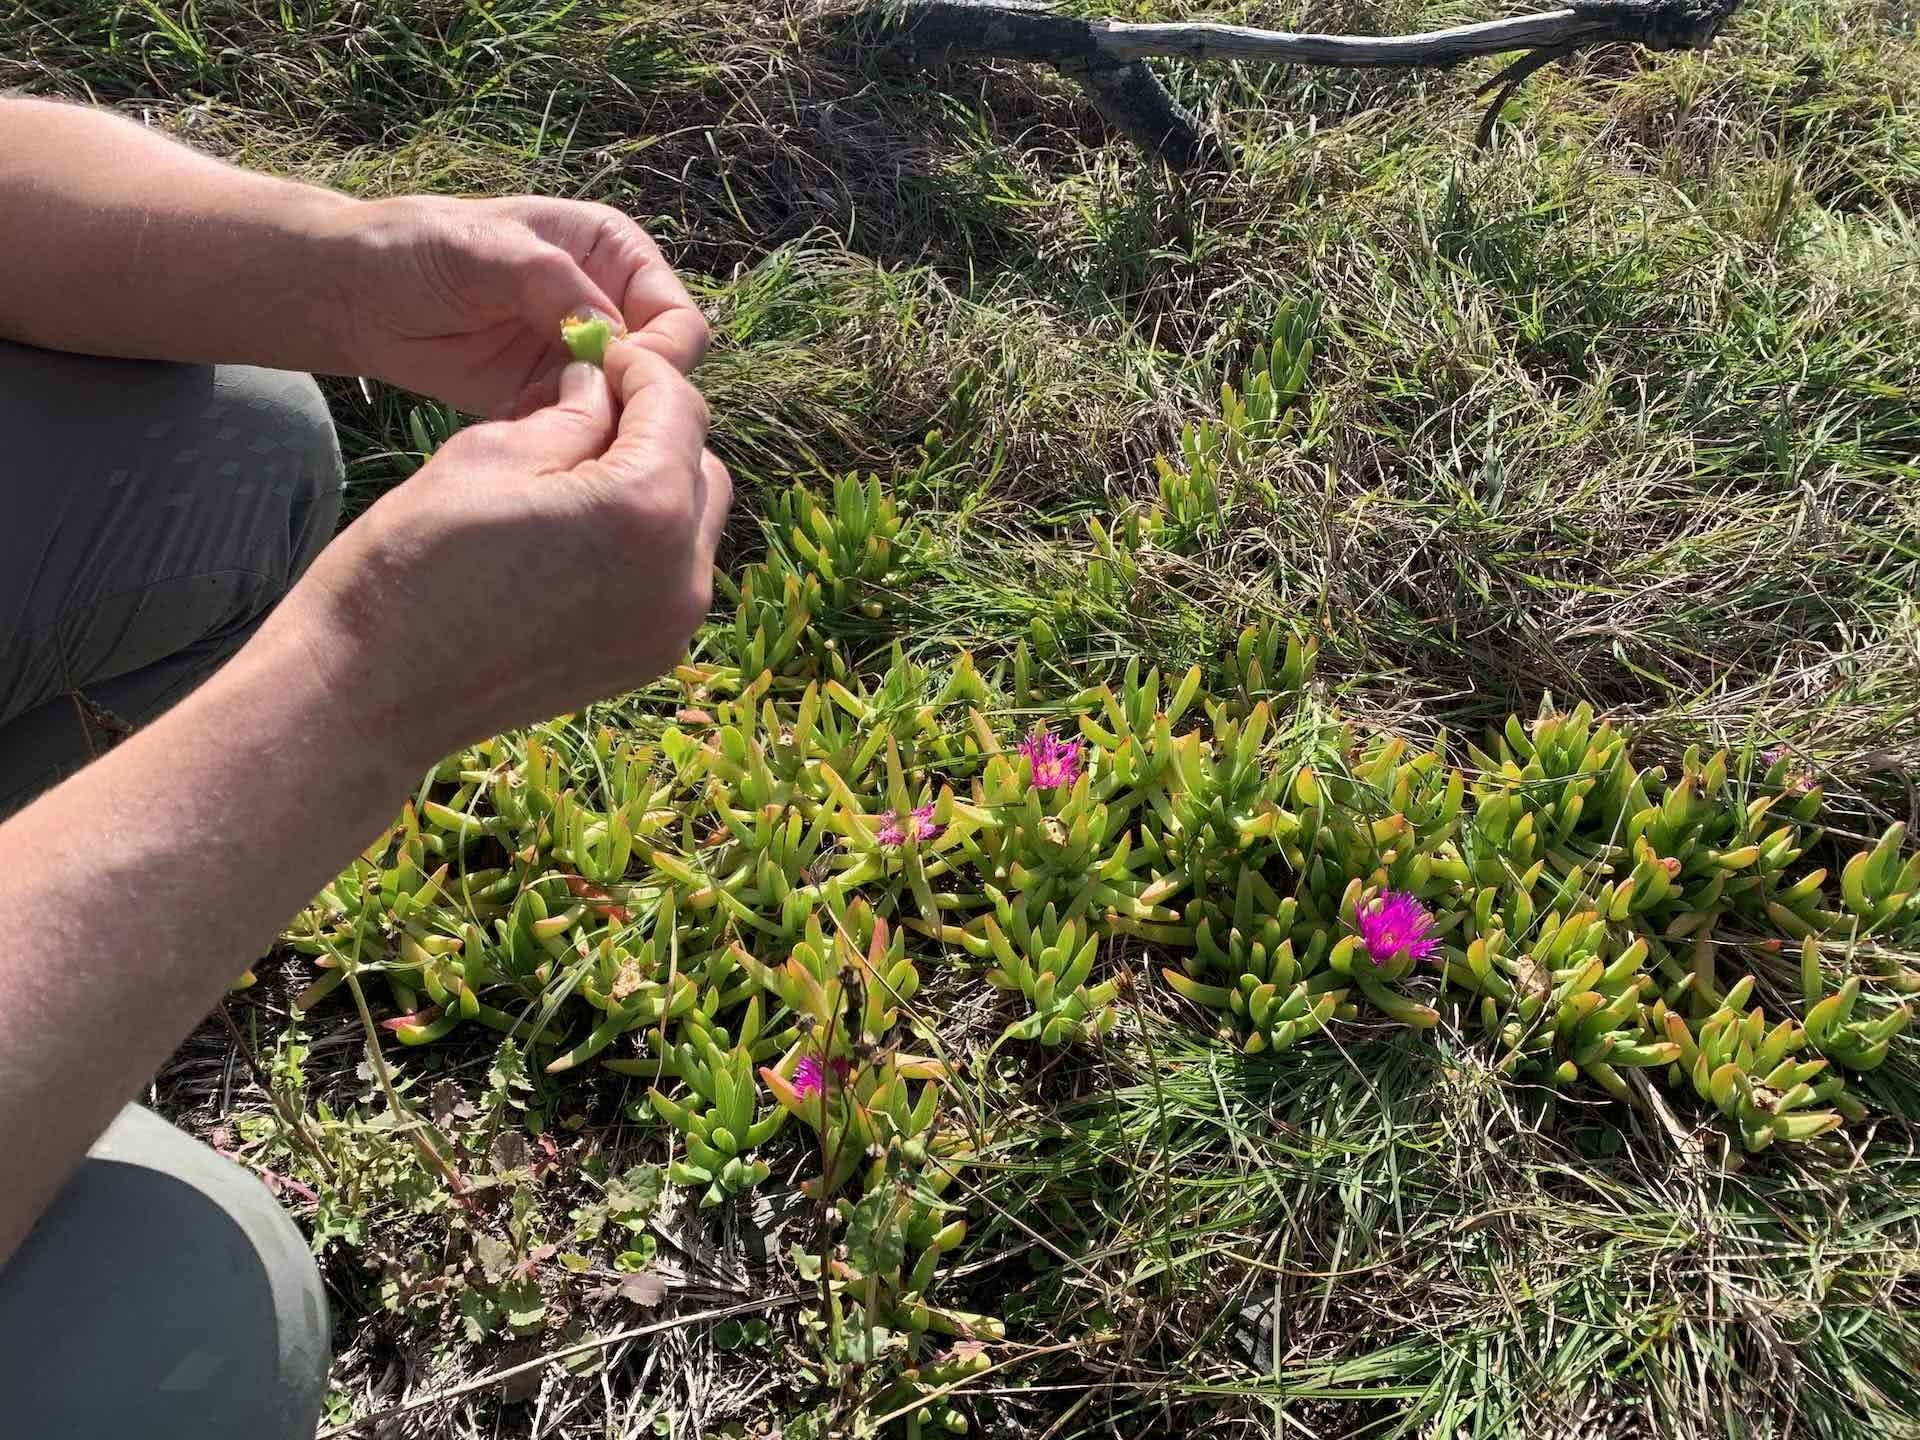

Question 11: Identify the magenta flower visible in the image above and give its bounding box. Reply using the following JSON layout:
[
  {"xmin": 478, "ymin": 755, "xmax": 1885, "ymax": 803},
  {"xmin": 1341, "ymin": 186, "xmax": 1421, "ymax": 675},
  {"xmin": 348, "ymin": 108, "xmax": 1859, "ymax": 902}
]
[
  {"xmin": 878, "ymin": 803, "xmax": 945, "ymax": 848},
  {"xmin": 1018, "ymin": 729, "xmax": 1083, "ymax": 791},
  {"xmin": 792, "ymin": 1054, "xmax": 851, "ymax": 1099},
  {"xmin": 1356, "ymin": 891, "xmax": 1440, "ymax": 966},
  {"xmin": 793, "ymin": 1054, "xmax": 826, "ymax": 1098}
]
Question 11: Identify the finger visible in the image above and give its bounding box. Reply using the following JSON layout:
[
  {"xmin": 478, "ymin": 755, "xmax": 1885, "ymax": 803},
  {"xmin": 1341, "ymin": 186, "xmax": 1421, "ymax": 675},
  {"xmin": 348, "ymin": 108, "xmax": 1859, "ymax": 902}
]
[
  {"xmin": 695, "ymin": 450, "xmax": 733, "ymax": 560},
  {"xmin": 501, "ymin": 366, "xmax": 564, "ymax": 422},
  {"xmin": 462, "ymin": 362, "xmax": 617, "ymax": 472},
  {"xmin": 513, "ymin": 239, "xmax": 622, "ymax": 359},
  {"xmin": 506, "ymin": 200, "xmax": 709, "ymax": 375},
  {"xmin": 620, "ymin": 273, "xmax": 710, "ymax": 377},
  {"xmin": 598, "ymin": 340, "xmax": 710, "ymax": 481},
  {"xmin": 587, "ymin": 220, "xmax": 709, "ymax": 375}
]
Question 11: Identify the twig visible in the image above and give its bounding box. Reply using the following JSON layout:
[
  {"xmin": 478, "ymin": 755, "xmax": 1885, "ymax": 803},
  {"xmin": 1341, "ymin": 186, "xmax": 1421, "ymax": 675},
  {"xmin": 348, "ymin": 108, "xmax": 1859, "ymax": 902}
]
[
  {"xmin": 342, "ymin": 966, "xmax": 476, "ymax": 1210},
  {"xmin": 839, "ymin": 0, "xmax": 1748, "ymax": 167},
  {"xmin": 315, "ymin": 1293, "xmax": 807, "ymax": 1436},
  {"xmin": 1473, "ymin": 42, "xmax": 1575, "ymax": 148}
]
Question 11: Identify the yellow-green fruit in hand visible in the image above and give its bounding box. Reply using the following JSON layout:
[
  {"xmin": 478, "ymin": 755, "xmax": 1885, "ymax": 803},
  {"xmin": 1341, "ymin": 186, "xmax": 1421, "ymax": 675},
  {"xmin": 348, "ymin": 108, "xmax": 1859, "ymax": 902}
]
[{"xmin": 561, "ymin": 310, "xmax": 624, "ymax": 366}]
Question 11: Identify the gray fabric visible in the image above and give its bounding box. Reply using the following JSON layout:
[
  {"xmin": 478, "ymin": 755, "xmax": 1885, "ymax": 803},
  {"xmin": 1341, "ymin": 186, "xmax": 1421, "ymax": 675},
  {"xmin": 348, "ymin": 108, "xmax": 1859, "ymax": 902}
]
[
  {"xmin": 0, "ymin": 1105, "xmax": 331, "ymax": 1437},
  {"xmin": 0, "ymin": 342, "xmax": 342, "ymax": 1427},
  {"xmin": 0, "ymin": 338, "xmax": 343, "ymax": 814}
]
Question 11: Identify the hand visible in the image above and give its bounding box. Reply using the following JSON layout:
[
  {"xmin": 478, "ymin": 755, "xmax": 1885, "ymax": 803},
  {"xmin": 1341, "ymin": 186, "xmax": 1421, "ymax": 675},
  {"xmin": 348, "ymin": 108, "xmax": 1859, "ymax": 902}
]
[
  {"xmin": 285, "ymin": 338, "xmax": 731, "ymax": 768},
  {"xmin": 334, "ymin": 195, "xmax": 710, "ymax": 416}
]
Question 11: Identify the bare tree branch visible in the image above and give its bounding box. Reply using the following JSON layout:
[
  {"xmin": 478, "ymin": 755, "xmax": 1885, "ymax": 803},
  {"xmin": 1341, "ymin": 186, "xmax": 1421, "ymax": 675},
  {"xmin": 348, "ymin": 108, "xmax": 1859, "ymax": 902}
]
[
  {"xmin": 838, "ymin": 0, "xmax": 1748, "ymax": 167},
  {"xmin": 1473, "ymin": 40, "xmax": 1576, "ymax": 147}
]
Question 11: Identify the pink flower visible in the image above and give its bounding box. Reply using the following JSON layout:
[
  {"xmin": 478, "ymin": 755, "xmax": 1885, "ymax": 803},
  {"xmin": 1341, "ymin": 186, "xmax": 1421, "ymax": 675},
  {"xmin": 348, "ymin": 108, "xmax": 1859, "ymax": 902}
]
[
  {"xmin": 792, "ymin": 1054, "xmax": 851, "ymax": 1099},
  {"xmin": 1018, "ymin": 729, "xmax": 1083, "ymax": 791},
  {"xmin": 877, "ymin": 804, "xmax": 945, "ymax": 848},
  {"xmin": 1356, "ymin": 891, "xmax": 1440, "ymax": 966},
  {"xmin": 793, "ymin": 1055, "xmax": 826, "ymax": 1097}
]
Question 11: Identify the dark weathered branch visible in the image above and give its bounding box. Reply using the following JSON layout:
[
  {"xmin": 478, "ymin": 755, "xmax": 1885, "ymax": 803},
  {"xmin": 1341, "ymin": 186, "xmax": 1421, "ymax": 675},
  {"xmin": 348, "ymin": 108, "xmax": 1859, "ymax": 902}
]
[
  {"xmin": 839, "ymin": 0, "xmax": 1747, "ymax": 168},
  {"xmin": 1069, "ymin": 54, "xmax": 1222, "ymax": 171},
  {"xmin": 1473, "ymin": 41, "xmax": 1576, "ymax": 147}
]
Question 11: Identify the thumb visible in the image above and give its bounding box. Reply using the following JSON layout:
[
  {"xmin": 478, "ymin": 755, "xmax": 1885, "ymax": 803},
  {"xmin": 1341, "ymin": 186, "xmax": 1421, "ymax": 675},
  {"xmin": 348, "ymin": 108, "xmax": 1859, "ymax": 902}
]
[
  {"xmin": 517, "ymin": 241, "xmax": 621, "ymax": 349},
  {"xmin": 487, "ymin": 362, "xmax": 617, "ymax": 473}
]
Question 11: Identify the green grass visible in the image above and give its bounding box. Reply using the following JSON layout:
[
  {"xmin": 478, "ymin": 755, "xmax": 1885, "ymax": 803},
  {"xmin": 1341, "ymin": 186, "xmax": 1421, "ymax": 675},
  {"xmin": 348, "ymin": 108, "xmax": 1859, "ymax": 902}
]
[{"xmin": 9, "ymin": 0, "xmax": 1920, "ymax": 1435}]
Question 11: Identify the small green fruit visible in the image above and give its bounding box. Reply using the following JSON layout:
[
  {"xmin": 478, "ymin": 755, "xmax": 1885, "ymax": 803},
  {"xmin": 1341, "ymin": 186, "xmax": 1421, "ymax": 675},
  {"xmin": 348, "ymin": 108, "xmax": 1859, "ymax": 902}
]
[{"xmin": 561, "ymin": 310, "xmax": 623, "ymax": 366}]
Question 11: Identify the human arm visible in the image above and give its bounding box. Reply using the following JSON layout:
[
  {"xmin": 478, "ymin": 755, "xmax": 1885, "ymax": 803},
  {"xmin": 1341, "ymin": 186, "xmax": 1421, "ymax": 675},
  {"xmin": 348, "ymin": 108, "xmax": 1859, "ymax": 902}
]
[
  {"xmin": 0, "ymin": 97, "xmax": 705, "ymax": 414},
  {"xmin": 0, "ymin": 342, "xmax": 730, "ymax": 1266}
]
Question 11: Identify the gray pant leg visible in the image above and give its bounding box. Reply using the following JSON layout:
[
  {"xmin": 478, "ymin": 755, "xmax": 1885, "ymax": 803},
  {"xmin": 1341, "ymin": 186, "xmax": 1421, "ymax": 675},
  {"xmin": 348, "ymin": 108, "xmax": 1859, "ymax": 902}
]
[
  {"xmin": 0, "ymin": 1105, "xmax": 331, "ymax": 1437},
  {"xmin": 0, "ymin": 339, "xmax": 344, "ymax": 814}
]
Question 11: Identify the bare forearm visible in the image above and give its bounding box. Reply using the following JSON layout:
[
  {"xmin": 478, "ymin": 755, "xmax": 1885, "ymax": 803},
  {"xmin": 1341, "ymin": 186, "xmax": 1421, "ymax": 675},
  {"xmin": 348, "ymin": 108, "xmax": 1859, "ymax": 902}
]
[
  {"xmin": 0, "ymin": 224, "xmax": 721, "ymax": 1266},
  {"xmin": 0, "ymin": 601, "xmax": 418, "ymax": 1264},
  {"xmin": 0, "ymin": 97, "xmax": 363, "ymax": 370}
]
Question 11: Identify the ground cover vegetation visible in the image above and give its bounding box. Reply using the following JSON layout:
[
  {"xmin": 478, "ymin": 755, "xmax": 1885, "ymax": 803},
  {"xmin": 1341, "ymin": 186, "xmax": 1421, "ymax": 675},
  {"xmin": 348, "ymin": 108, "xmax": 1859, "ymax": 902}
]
[{"xmin": 6, "ymin": 0, "xmax": 1919, "ymax": 1435}]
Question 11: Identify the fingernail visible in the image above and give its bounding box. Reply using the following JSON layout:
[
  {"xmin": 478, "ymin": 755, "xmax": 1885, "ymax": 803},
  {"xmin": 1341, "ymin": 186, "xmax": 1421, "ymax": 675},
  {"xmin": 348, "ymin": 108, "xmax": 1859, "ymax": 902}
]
[
  {"xmin": 560, "ymin": 360, "xmax": 602, "ymax": 407},
  {"xmin": 560, "ymin": 361, "xmax": 600, "ymax": 403}
]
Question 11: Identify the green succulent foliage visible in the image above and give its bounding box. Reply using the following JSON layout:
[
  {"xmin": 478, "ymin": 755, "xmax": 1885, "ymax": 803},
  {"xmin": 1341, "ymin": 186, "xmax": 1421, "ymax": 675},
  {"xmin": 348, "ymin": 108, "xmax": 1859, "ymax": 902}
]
[
  {"xmin": 792, "ymin": 1147, "xmax": 996, "ymax": 1435},
  {"xmin": 770, "ymin": 473, "xmax": 912, "ymax": 613},
  {"xmin": 1837, "ymin": 821, "xmax": 1920, "ymax": 936},
  {"xmin": 712, "ymin": 471, "xmax": 930, "ymax": 681},
  {"xmin": 288, "ymin": 453, "xmax": 1918, "ymax": 1430},
  {"xmin": 1218, "ymin": 617, "xmax": 1317, "ymax": 721},
  {"xmin": 545, "ymin": 890, "xmax": 702, "ymax": 1075},
  {"xmin": 290, "ymin": 473, "xmax": 1918, "ymax": 1161},
  {"xmin": 714, "ymin": 564, "xmax": 826, "ymax": 680},
  {"xmin": 1082, "ymin": 508, "xmax": 1162, "ymax": 615},
  {"xmin": 1801, "ymin": 935, "xmax": 1912, "ymax": 1074},
  {"xmin": 1153, "ymin": 427, "xmax": 1226, "ymax": 547},
  {"xmin": 964, "ymin": 725, "xmax": 1154, "ymax": 921},
  {"xmin": 1660, "ymin": 977, "xmax": 1855, "ymax": 1150},
  {"xmin": 746, "ymin": 913, "xmax": 988, "ymax": 1429},
  {"xmin": 975, "ymin": 892, "xmax": 1118, "ymax": 1045},
  {"xmin": 1166, "ymin": 866, "xmax": 1344, "ymax": 1054},
  {"xmin": 645, "ymin": 1004, "xmax": 785, "ymax": 1206},
  {"xmin": 1153, "ymin": 301, "xmax": 1324, "ymax": 544}
]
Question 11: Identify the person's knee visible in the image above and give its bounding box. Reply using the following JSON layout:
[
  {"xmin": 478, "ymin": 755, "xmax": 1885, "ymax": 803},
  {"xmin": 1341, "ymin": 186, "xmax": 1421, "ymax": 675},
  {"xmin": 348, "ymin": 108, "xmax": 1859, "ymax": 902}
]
[
  {"xmin": 84, "ymin": 365, "xmax": 343, "ymax": 677},
  {"xmin": 218, "ymin": 365, "xmax": 344, "ymax": 581},
  {"xmin": 0, "ymin": 1107, "xmax": 329, "ymax": 1437},
  {"xmin": 0, "ymin": 353, "xmax": 349, "ymax": 802}
]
